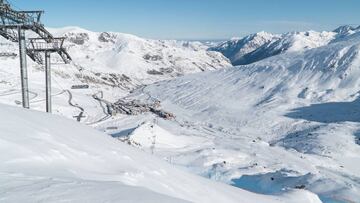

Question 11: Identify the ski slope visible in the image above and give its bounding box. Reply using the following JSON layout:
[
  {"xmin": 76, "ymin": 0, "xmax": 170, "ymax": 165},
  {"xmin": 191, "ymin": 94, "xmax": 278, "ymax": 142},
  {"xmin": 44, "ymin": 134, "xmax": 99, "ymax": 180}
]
[{"xmin": 0, "ymin": 104, "xmax": 322, "ymax": 203}]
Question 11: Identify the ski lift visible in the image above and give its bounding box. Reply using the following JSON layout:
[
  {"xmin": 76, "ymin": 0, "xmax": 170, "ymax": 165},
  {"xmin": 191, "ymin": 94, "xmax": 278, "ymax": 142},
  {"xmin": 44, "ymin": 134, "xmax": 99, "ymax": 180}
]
[{"xmin": 71, "ymin": 84, "xmax": 89, "ymax": 89}]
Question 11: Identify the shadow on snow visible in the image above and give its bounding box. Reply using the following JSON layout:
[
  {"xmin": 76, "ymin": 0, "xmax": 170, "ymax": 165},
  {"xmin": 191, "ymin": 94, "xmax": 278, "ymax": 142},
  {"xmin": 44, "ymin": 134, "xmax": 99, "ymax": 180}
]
[
  {"xmin": 285, "ymin": 98, "xmax": 360, "ymax": 123},
  {"xmin": 232, "ymin": 170, "xmax": 348, "ymax": 203}
]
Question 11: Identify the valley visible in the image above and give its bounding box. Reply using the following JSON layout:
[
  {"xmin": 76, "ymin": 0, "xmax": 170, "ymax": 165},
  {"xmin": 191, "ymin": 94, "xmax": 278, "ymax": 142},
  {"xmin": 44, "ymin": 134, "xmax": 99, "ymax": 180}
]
[{"xmin": 1, "ymin": 25, "xmax": 360, "ymax": 202}]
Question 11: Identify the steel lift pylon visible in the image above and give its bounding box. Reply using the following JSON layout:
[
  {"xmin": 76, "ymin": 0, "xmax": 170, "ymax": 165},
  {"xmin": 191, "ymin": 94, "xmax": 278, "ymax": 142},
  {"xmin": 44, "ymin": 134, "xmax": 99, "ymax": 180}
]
[
  {"xmin": 0, "ymin": 0, "xmax": 71, "ymax": 112},
  {"xmin": 27, "ymin": 38, "xmax": 68, "ymax": 113}
]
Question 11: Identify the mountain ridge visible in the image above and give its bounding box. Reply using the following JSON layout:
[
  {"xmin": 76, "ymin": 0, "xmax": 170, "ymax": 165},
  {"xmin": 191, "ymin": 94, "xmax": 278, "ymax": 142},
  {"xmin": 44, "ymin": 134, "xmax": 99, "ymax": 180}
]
[{"xmin": 211, "ymin": 25, "xmax": 360, "ymax": 66}]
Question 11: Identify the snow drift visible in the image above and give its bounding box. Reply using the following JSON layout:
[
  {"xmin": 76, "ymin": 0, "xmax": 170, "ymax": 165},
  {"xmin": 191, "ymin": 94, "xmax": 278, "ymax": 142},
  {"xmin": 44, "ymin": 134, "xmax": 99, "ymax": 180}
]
[{"xmin": 0, "ymin": 104, "xmax": 322, "ymax": 203}]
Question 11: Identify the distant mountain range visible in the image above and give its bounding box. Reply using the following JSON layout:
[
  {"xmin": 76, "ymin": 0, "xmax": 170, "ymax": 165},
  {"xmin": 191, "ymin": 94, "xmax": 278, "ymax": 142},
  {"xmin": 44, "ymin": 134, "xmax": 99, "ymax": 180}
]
[{"xmin": 210, "ymin": 25, "xmax": 360, "ymax": 66}]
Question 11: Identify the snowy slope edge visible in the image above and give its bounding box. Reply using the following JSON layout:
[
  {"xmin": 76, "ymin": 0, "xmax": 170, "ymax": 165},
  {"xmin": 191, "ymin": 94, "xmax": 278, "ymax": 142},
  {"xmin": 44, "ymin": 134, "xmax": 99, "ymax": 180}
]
[{"xmin": 0, "ymin": 104, "xmax": 321, "ymax": 203}]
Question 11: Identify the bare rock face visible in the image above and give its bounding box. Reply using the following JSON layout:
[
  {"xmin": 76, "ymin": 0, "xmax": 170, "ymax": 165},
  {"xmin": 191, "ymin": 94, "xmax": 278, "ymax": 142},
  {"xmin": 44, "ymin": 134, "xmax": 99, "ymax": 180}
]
[
  {"xmin": 65, "ymin": 33, "xmax": 90, "ymax": 45},
  {"xmin": 143, "ymin": 54, "xmax": 163, "ymax": 61},
  {"xmin": 98, "ymin": 32, "xmax": 117, "ymax": 43}
]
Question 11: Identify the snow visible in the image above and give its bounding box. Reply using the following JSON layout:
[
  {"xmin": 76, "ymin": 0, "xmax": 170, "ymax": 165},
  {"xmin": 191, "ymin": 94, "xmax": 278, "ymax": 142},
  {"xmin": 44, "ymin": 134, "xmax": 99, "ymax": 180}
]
[
  {"xmin": 114, "ymin": 25, "xmax": 360, "ymax": 202},
  {"xmin": 211, "ymin": 30, "xmax": 337, "ymax": 66},
  {"xmin": 0, "ymin": 104, "xmax": 321, "ymax": 203},
  {"xmin": 125, "ymin": 122, "xmax": 206, "ymax": 150},
  {"xmin": 49, "ymin": 26, "xmax": 231, "ymax": 83},
  {"xmin": 0, "ymin": 26, "xmax": 231, "ymax": 123},
  {"xmin": 2, "ymin": 25, "xmax": 360, "ymax": 202},
  {"xmin": 333, "ymin": 25, "xmax": 359, "ymax": 36},
  {"xmin": 210, "ymin": 31, "xmax": 280, "ymax": 65},
  {"xmin": 0, "ymin": 174, "xmax": 188, "ymax": 203}
]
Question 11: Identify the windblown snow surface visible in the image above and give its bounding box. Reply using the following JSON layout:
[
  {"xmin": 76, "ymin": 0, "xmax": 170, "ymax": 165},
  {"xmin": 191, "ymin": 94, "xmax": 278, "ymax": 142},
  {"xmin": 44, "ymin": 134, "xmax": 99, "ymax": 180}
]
[
  {"xmin": 0, "ymin": 104, "xmax": 321, "ymax": 203},
  {"xmin": 104, "ymin": 26, "xmax": 360, "ymax": 203}
]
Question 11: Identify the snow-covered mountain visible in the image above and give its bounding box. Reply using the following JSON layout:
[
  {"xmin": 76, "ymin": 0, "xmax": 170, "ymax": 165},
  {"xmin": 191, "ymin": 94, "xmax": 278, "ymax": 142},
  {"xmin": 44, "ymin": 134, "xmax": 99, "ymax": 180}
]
[
  {"xmin": 1, "ymin": 26, "xmax": 231, "ymax": 89},
  {"xmin": 211, "ymin": 26, "xmax": 360, "ymax": 66},
  {"xmin": 109, "ymin": 26, "xmax": 360, "ymax": 202},
  {"xmin": 0, "ymin": 26, "xmax": 231, "ymax": 122},
  {"xmin": 210, "ymin": 31, "xmax": 280, "ymax": 65},
  {"xmin": 0, "ymin": 104, "xmax": 322, "ymax": 203},
  {"xmin": 2, "ymin": 25, "xmax": 360, "ymax": 202},
  {"xmin": 52, "ymin": 27, "xmax": 231, "ymax": 84},
  {"xmin": 333, "ymin": 25, "xmax": 360, "ymax": 36}
]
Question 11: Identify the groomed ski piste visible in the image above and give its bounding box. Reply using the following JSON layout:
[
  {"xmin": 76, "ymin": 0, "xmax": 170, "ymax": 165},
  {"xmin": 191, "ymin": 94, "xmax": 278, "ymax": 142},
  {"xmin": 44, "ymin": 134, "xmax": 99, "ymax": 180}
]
[{"xmin": 1, "ymin": 25, "xmax": 360, "ymax": 202}]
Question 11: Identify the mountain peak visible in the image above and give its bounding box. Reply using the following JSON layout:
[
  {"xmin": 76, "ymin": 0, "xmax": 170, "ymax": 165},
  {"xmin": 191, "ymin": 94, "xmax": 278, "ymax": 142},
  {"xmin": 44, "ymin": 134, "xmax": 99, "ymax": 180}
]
[{"xmin": 333, "ymin": 25, "xmax": 357, "ymax": 35}]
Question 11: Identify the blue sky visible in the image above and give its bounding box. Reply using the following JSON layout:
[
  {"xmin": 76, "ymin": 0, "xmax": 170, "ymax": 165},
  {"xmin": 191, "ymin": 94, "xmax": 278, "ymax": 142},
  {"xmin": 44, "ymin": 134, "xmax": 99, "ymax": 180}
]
[{"xmin": 10, "ymin": 0, "xmax": 360, "ymax": 39}]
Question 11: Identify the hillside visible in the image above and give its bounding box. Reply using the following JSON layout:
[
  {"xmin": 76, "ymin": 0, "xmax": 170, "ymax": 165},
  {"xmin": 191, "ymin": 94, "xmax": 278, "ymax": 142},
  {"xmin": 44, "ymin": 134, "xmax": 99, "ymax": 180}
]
[
  {"xmin": 0, "ymin": 27, "xmax": 230, "ymax": 123},
  {"xmin": 114, "ymin": 26, "xmax": 360, "ymax": 202},
  {"xmin": 210, "ymin": 31, "xmax": 280, "ymax": 65},
  {"xmin": 0, "ymin": 104, "xmax": 321, "ymax": 203},
  {"xmin": 50, "ymin": 27, "xmax": 231, "ymax": 83}
]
